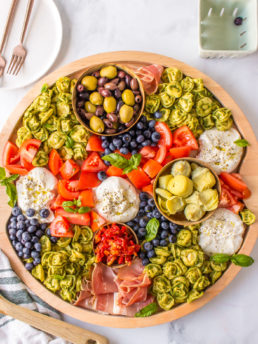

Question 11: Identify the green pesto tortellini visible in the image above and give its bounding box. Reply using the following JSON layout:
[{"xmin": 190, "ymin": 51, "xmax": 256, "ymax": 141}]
[
  {"xmin": 33, "ymin": 93, "xmax": 51, "ymax": 112},
  {"xmin": 196, "ymin": 97, "xmax": 213, "ymax": 117},
  {"xmin": 70, "ymin": 125, "xmax": 89, "ymax": 143},
  {"xmin": 48, "ymin": 131, "xmax": 67, "ymax": 149},
  {"xmin": 181, "ymin": 76, "xmax": 194, "ymax": 93},
  {"xmin": 145, "ymin": 94, "xmax": 160, "ymax": 113},
  {"xmin": 166, "ymin": 82, "xmax": 182, "ymax": 98},
  {"xmin": 59, "ymin": 118, "xmax": 73, "ymax": 133},
  {"xmin": 163, "ymin": 259, "xmax": 187, "ymax": 279},
  {"xmin": 24, "ymin": 115, "xmax": 41, "ymax": 132},
  {"xmin": 185, "ymin": 267, "xmax": 202, "ymax": 284},
  {"xmin": 152, "ymin": 275, "xmax": 171, "ymax": 294},
  {"xmin": 157, "ymin": 293, "xmax": 175, "ymax": 311},
  {"xmin": 57, "ymin": 101, "xmax": 70, "ymax": 117},
  {"xmin": 162, "ymin": 67, "xmax": 183, "ymax": 83},
  {"xmin": 240, "ymin": 209, "xmax": 256, "ymax": 225},
  {"xmin": 169, "ymin": 108, "xmax": 187, "ymax": 130},
  {"xmin": 159, "ymin": 108, "xmax": 170, "ymax": 122},
  {"xmin": 144, "ymin": 264, "xmax": 162, "ymax": 278},
  {"xmin": 187, "ymin": 289, "xmax": 203, "ymax": 303},
  {"xmin": 16, "ymin": 126, "xmax": 32, "ymax": 147},
  {"xmin": 181, "ymin": 249, "xmax": 199, "ymax": 267},
  {"xmin": 32, "ymin": 150, "xmax": 49, "ymax": 166},
  {"xmin": 178, "ymin": 93, "xmax": 194, "ymax": 113},
  {"xmin": 38, "ymin": 108, "xmax": 54, "ymax": 124},
  {"xmin": 60, "ymin": 146, "xmax": 73, "ymax": 160},
  {"xmin": 44, "ymin": 116, "xmax": 59, "ymax": 132},
  {"xmin": 56, "ymin": 77, "xmax": 71, "ymax": 93},
  {"xmin": 160, "ymin": 92, "xmax": 175, "ymax": 108},
  {"xmin": 176, "ymin": 229, "xmax": 192, "ymax": 247},
  {"xmin": 193, "ymin": 276, "xmax": 210, "ymax": 291},
  {"xmin": 199, "ymin": 114, "xmax": 215, "ymax": 130},
  {"xmin": 171, "ymin": 282, "xmax": 188, "ymax": 303},
  {"xmin": 33, "ymin": 127, "xmax": 49, "ymax": 142}
]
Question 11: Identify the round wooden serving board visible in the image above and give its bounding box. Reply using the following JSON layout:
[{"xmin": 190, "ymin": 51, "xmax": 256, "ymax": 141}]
[{"xmin": 0, "ymin": 51, "xmax": 258, "ymax": 328}]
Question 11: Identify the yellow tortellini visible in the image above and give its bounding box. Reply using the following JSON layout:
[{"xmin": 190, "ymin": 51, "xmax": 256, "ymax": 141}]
[
  {"xmin": 184, "ymin": 204, "xmax": 205, "ymax": 222},
  {"xmin": 191, "ymin": 166, "xmax": 216, "ymax": 192},
  {"xmin": 171, "ymin": 160, "xmax": 191, "ymax": 177}
]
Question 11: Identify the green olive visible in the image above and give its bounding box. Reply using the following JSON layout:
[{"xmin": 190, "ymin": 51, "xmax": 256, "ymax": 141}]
[
  {"xmin": 100, "ymin": 65, "xmax": 117, "ymax": 79},
  {"xmin": 119, "ymin": 104, "xmax": 134, "ymax": 123},
  {"xmin": 85, "ymin": 101, "xmax": 96, "ymax": 113},
  {"xmin": 81, "ymin": 76, "xmax": 97, "ymax": 91},
  {"xmin": 122, "ymin": 89, "xmax": 135, "ymax": 106},
  {"xmin": 103, "ymin": 96, "xmax": 117, "ymax": 113},
  {"xmin": 89, "ymin": 115, "xmax": 104, "ymax": 133},
  {"xmin": 89, "ymin": 92, "xmax": 103, "ymax": 105}
]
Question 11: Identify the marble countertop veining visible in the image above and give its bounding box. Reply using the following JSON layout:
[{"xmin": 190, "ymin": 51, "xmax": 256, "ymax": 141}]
[{"xmin": 0, "ymin": 0, "xmax": 258, "ymax": 343}]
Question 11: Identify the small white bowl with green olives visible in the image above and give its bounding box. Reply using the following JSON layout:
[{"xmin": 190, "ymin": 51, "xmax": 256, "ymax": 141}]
[
  {"xmin": 153, "ymin": 157, "xmax": 221, "ymax": 226},
  {"xmin": 72, "ymin": 63, "xmax": 145, "ymax": 136}
]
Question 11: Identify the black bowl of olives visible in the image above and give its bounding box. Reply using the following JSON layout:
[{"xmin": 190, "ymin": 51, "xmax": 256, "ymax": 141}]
[{"xmin": 72, "ymin": 64, "xmax": 145, "ymax": 136}]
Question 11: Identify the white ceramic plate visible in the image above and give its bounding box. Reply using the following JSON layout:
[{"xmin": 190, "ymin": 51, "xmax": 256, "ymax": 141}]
[{"xmin": 0, "ymin": 0, "xmax": 62, "ymax": 90}]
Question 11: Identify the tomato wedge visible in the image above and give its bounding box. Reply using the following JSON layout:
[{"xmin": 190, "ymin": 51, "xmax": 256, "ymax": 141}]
[
  {"xmin": 86, "ymin": 135, "xmax": 104, "ymax": 152},
  {"xmin": 5, "ymin": 164, "xmax": 28, "ymax": 175},
  {"xmin": 50, "ymin": 195, "xmax": 67, "ymax": 210},
  {"xmin": 173, "ymin": 126, "xmax": 198, "ymax": 150},
  {"xmin": 82, "ymin": 152, "xmax": 107, "ymax": 173},
  {"xmin": 219, "ymin": 185, "xmax": 237, "ymax": 208},
  {"xmin": 59, "ymin": 159, "xmax": 80, "ymax": 180},
  {"xmin": 2, "ymin": 141, "xmax": 20, "ymax": 166},
  {"xmin": 79, "ymin": 189, "xmax": 95, "ymax": 207},
  {"xmin": 154, "ymin": 145, "xmax": 167, "ymax": 164},
  {"xmin": 227, "ymin": 201, "xmax": 245, "ymax": 214},
  {"xmin": 106, "ymin": 165, "xmax": 124, "ymax": 177},
  {"xmin": 48, "ymin": 149, "xmax": 63, "ymax": 176},
  {"xmin": 169, "ymin": 146, "xmax": 191, "ymax": 159},
  {"xmin": 50, "ymin": 215, "xmax": 73, "ymax": 237},
  {"xmin": 155, "ymin": 122, "xmax": 173, "ymax": 148},
  {"xmin": 143, "ymin": 159, "xmax": 163, "ymax": 179},
  {"xmin": 220, "ymin": 172, "xmax": 251, "ymax": 197},
  {"xmin": 20, "ymin": 139, "xmax": 41, "ymax": 170},
  {"xmin": 139, "ymin": 146, "xmax": 157, "ymax": 159},
  {"xmin": 57, "ymin": 180, "xmax": 80, "ymax": 200},
  {"xmin": 91, "ymin": 210, "xmax": 106, "ymax": 232},
  {"xmin": 142, "ymin": 184, "xmax": 154, "ymax": 197},
  {"xmin": 78, "ymin": 171, "xmax": 101, "ymax": 190},
  {"xmin": 127, "ymin": 167, "xmax": 151, "ymax": 189},
  {"xmin": 56, "ymin": 208, "xmax": 91, "ymax": 226}
]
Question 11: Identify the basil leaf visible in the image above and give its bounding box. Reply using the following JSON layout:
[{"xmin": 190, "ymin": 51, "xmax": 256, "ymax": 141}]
[
  {"xmin": 78, "ymin": 207, "xmax": 91, "ymax": 214},
  {"xmin": 63, "ymin": 206, "xmax": 77, "ymax": 213},
  {"xmin": 76, "ymin": 199, "xmax": 82, "ymax": 207},
  {"xmin": 0, "ymin": 167, "xmax": 6, "ymax": 180},
  {"xmin": 62, "ymin": 201, "xmax": 74, "ymax": 207},
  {"xmin": 65, "ymin": 136, "xmax": 74, "ymax": 148},
  {"xmin": 122, "ymin": 165, "xmax": 134, "ymax": 174},
  {"xmin": 145, "ymin": 218, "xmax": 159, "ymax": 242},
  {"xmin": 210, "ymin": 253, "xmax": 231, "ymax": 264},
  {"xmin": 135, "ymin": 302, "xmax": 158, "ymax": 317},
  {"xmin": 234, "ymin": 139, "xmax": 250, "ymax": 147},
  {"xmin": 102, "ymin": 153, "xmax": 128, "ymax": 169},
  {"xmin": 230, "ymin": 254, "xmax": 254, "ymax": 267},
  {"xmin": 6, "ymin": 183, "xmax": 17, "ymax": 207},
  {"xmin": 129, "ymin": 154, "xmax": 142, "ymax": 169},
  {"xmin": 5, "ymin": 174, "xmax": 19, "ymax": 183}
]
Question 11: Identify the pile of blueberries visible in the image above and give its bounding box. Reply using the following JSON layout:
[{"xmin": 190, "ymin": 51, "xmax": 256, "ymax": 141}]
[
  {"xmin": 101, "ymin": 115, "xmax": 161, "ymax": 157},
  {"xmin": 7, "ymin": 206, "xmax": 57, "ymax": 271},
  {"xmin": 126, "ymin": 192, "xmax": 182, "ymax": 266}
]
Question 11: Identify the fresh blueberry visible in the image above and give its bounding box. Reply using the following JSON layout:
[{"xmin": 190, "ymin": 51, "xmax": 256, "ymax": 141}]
[
  {"xmin": 102, "ymin": 140, "xmax": 109, "ymax": 149},
  {"xmin": 142, "ymin": 140, "xmax": 151, "ymax": 147},
  {"xmin": 161, "ymin": 230, "xmax": 168, "ymax": 239},
  {"xmin": 21, "ymin": 239, "xmax": 26, "ymax": 246},
  {"xmin": 23, "ymin": 247, "xmax": 31, "ymax": 255},
  {"xmin": 147, "ymin": 250, "xmax": 156, "ymax": 258},
  {"xmin": 46, "ymin": 228, "xmax": 51, "ymax": 236},
  {"xmin": 154, "ymin": 111, "xmax": 162, "ymax": 119},
  {"xmin": 10, "ymin": 217, "xmax": 17, "ymax": 223},
  {"xmin": 23, "ymin": 253, "xmax": 31, "ymax": 259},
  {"xmin": 22, "ymin": 232, "xmax": 31, "ymax": 242},
  {"xmin": 144, "ymin": 205, "xmax": 153, "ymax": 213},
  {"xmin": 129, "ymin": 129, "xmax": 135, "ymax": 136},
  {"xmin": 139, "ymin": 218, "xmax": 148, "ymax": 227},
  {"xmin": 30, "ymin": 218, "xmax": 38, "ymax": 226},
  {"xmin": 11, "ymin": 240, "xmax": 18, "ymax": 247},
  {"xmin": 141, "ymin": 116, "xmax": 147, "ymax": 123},
  {"xmin": 17, "ymin": 222, "xmax": 25, "ymax": 230},
  {"xmin": 31, "ymin": 251, "xmax": 40, "ymax": 259},
  {"xmin": 33, "ymin": 257, "xmax": 41, "ymax": 265},
  {"xmin": 122, "ymin": 134, "xmax": 131, "ymax": 143},
  {"xmin": 17, "ymin": 214, "xmax": 25, "ymax": 222},
  {"xmin": 161, "ymin": 222, "xmax": 169, "ymax": 230},
  {"xmin": 40, "ymin": 223, "xmax": 48, "ymax": 230},
  {"xmin": 15, "ymin": 242, "xmax": 23, "ymax": 251},
  {"xmin": 104, "ymin": 148, "xmax": 111, "ymax": 155},
  {"xmin": 168, "ymin": 234, "xmax": 176, "ymax": 243},
  {"xmin": 50, "ymin": 236, "xmax": 58, "ymax": 243},
  {"xmin": 18, "ymin": 251, "xmax": 23, "ymax": 257},
  {"xmin": 136, "ymin": 130, "xmax": 142, "ymax": 136},
  {"xmin": 146, "ymin": 212, "xmax": 153, "ymax": 219},
  {"xmin": 9, "ymin": 234, "xmax": 16, "ymax": 240},
  {"xmin": 148, "ymin": 120, "xmax": 156, "ymax": 128},
  {"xmin": 25, "ymin": 242, "xmax": 32, "ymax": 249},
  {"xmin": 12, "ymin": 207, "xmax": 22, "ymax": 217},
  {"xmin": 113, "ymin": 138, "xmax": 122, "ymax": 148},
  {"xmin": 120, "ymin": 147, "xmax": 129, "ymax": 155},
  {"xmin": 101, "ymin": 136, "xmax": 107, "ymax": 141},
  {"xmin": 152, "ymin": 209, "xmax": 161, "ymax": 218},
  {"xmin": 138, "ymin": 209, "xmax": 145, "ymax": 217},
  {"xmin": 140, "ymin": 192, "xmax": 149, "ymax": 201},
  {"xmin": 28, "ymin": 225, "xmax": 37, "ymax": 234},
  {"xmin": 160, "ymin": 239, "xmax": 167, "ymax": 246},
  {"xmin": 10, "ymin": 221, "xmax": 17, "ymax": 229},
  {"xmin": 97, "ymin": 171, "xmax": 107, "ymax": 181},
  {"xmin": 25, "ymin": 263, "xmax": 34, "ymax": 271},
  {"xmin": 139, "ymin": 252, "xmax": 146, "ymax": 260},
  {"xmin": 130, "ymin": 140, "xmax": 137, "ymax": 148},
  {"xmin": 39, "ymin": 208, "xmax": 50, "ymax": 218},
  {"xmin": 151, "ymin": 132, "xmax": 161, "ymax": 142},
  {"xmin": 16, "ymin": 230, "xmax": 23, "ymax": 240},
  {"xmin": 140, "ymin": 201, "xmax": 147, "ymax": 208},
  {"xmin": 143, "ymin": 242, "xmax": 153, "ymax": 251},
  {"xmin": 133, "ymin": 223, "xmax": 139, "ymax": 231},
  {"xmin": 152, "ymin": 239, "xmax": 160, "ymax": 247},
  {"xmin": 142, "ymin": 258, "xmax": 150, "ymax": 266},
  {"xmin": 143, "ymin": 130, "xmax": 151, "ymax": 139},
  {"xmin": 138, "ymin": 228, "xmax": 146, "ymax": 237},
  {"xmin": 25, "ymin": 219, "xmax": 30, "ymax": 226},
  {"xmin": 36, "ymin": 230, "xmax": 43, "ymax": 238},
  {"xmin": 9, "ymin": 228, "xmax": 16, "ymax": 236},
  {"xmin": 26, "ymin": 208, "xmax": 35, "ymax": 217},
  {"xmin": 34, "ymin": 243, "xmax": 42, "ymax": 252},
  {"xmin": 109, "ymin": 143, "xmax": 116, "ymax": 151},
  {"xmin": 147, "ymin": 198, "xmax": 155, "ymax": 207},
  {"xmin": 127, "ymin": 221, "xmax": 134, "ymax": 227},
  {"xmin": 136, "ymin": 135, "xmax": 144, "ymax": 143},
  {"xmin": 136, "ymin": 122, "xmax": 144, "ymax": 130},
  {"xmin": 131, "ymin": 150, "xmax": 138, "ymax": 155}
]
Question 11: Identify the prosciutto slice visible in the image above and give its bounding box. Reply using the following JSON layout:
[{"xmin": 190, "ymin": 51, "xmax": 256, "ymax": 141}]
[{"xmin": 92, "ymin": 263, "xmax": 118, "ymax": 295}]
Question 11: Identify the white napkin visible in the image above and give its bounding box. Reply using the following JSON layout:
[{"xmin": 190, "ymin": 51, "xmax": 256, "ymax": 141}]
[{"xmin": 0, "ymin": 249, "xmax": 68, "ymax": 344}]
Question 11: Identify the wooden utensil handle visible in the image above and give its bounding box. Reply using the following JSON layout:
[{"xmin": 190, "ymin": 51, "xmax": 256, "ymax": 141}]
[
  {"xmin": 0, "ymin": 296, "xmax": 108, "ymax": 344},
  {"xmin": 20, "ymin": 0, "xmax": 34, "ymax": 44},
  {"xmin": 0, "ymin": 0, "xmax": 18, "ymax": 53}
]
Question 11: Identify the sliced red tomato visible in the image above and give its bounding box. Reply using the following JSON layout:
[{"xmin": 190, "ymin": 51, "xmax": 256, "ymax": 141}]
[
  {"xmin": 142, "ymin": 184, "xmax": 154, "ymax": 197},
  {"xmin": 56, "ymin": 208, "xmax": 91, "ymax": 226},
  {"xmin": 114, "ymin": 149, "xmax": 132, "ymax": 160},
  {"xmin": 50, "ymin": 195, "xmax": 67, "ymax": 210},
  {"xmin": 2, "ymin": 141, "xmax": 20, "ymax": 166},
  {"xmin": 79, "ymin": 189, "xmax": 95, "ymax": 207},
  {"xmin": 127, "ymin": 167, "xmax": 151, "ymax": 189},
  {"xmin": 227, "ymin": 201, "xmax": 245, "ymax": 214},
  {"xmin": 154, "ymin": 145, "xmax": 167, "ymax": 164},
  {"xmin": 106, "ymin": 165, "xmax": 124, "ymax": 177},
  {"xmin": 155, "ymin": 122, "xmax": 173, "ymax": 148},
  {"xmin": 86, "ymin": 135, "xmax": 104, "ymax": 152},
  {"xmin": 219, "ymin": 185, "xmax": 237, "ymax": 208},
  {"xmin": 78, "ymin": 171, "xmax": 101, "ymax": 190},
  {"xmin": 82, "ymin": 152, "xmax": 107, "ymax": 173},
  {"xmin": 169, "ymin": 146, "xmax": 191, "ymax": 160},
  {"xmin": 139, "ymin": 146, "xmax": 157, "ymax": 159},
  {"xmin": 173, "ymin": 126, "xmax": 198, "ymax": 150},
  {"xmin": 48, "ymin": 149, "xmax": 63, "ymax": 176},
  {"xmin": 220, "ymin": 172, "xmax": 251, "ymax": 198},
  {"xmin": 5, "ymin": 164, "xmax": 28, "ymax": 175},
  {"xmin": 57, "ymin": 180, "xmax": 80, "ymax": 200},
  {"xmin": 143, "ymin": 159, "xmax": 163, "ymax": 179},
  {"xmin": 59, "ymin": 159, "xmax": 80, "ymax": 180},
  {"xmin": 91, "ymin": 210, "xmax": 106, "ymax": 232},
  {"xmin": 19, "ymin": 139, "xmax": 41, "ymax": 170},
  {"xmin": 50, "ymin": 215, "xmax": 73, "ymax": 237}
]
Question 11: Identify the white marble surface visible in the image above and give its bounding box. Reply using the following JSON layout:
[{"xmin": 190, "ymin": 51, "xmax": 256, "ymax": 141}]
[{"xmin": 0, "ymin": 0, "xmax": 258, "ymax": 343}]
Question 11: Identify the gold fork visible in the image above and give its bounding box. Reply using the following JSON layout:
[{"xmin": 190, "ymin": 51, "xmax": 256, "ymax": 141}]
[
  {"xmin": 0, "ymin": 0, "xmax": 18, "ymax": 77},
  {"xmin": 7, "ymin": 0, "xmax": 34, "ymax": 76}
]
